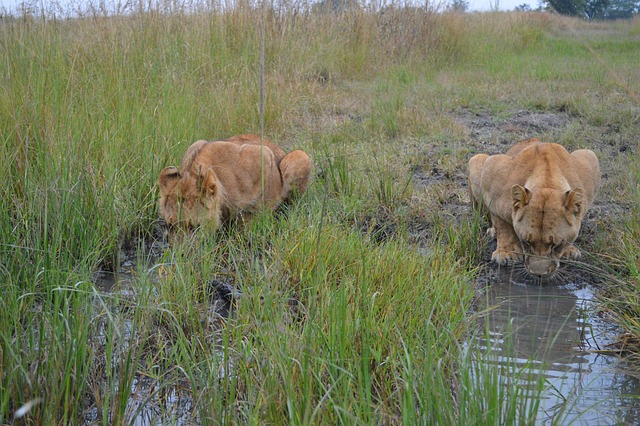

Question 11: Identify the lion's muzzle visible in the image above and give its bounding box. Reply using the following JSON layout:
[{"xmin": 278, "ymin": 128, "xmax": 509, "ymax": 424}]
[{"xmin": 524, "ymin": 255, "xmax": 559, "ymax": 278}]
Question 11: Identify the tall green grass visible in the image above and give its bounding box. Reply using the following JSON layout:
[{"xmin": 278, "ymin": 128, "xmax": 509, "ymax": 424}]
[
  {"xmin": 1, "ymin": 3, "xmax": 639, "ymax": 424},
  {"xmin": 598, "ymin": 155, "xmax": 640, "ymax": 356},
  {"xmin": 96, "ymin": 210, "xmax": 547, "ymax": 424}
]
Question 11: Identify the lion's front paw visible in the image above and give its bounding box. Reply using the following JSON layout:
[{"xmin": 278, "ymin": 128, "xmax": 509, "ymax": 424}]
[
  {"xmin": 491, "ymin": 248, "xmax": 523, "ymax": 265},
  {"xmin": 562, "ymin": 246, "xmax": 582, "ymax": 260}
]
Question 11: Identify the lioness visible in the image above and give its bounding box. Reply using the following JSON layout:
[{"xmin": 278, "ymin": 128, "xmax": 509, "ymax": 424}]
[
  {"xmin": 158, "ymin": 134, "xmax": 311, "ymax": 230},
  {"xmin": 468, "ymin": 138, "xmax": 600, "ymax": 278}
]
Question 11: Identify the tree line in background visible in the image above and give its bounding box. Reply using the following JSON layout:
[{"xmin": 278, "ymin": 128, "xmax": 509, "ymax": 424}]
[
  {"xmin": 543, "ymin": 0, "xmax": 639, "ymax": 19},
  {"xmin": 513, "ymin": 0, "xmax": 640, "ymax": 19},
  {"xmin": 448, "ymin": 0, "xmax": 638, "ymax": 19}
]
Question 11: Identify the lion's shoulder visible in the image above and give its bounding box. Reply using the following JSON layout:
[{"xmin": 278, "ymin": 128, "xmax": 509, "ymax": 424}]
[
  {"xmin": 504, "ymin": 137, "xmax": 543, "ymax": 158},
  {"xmin": 221, "ymin": 134, "xmax": 286, "ymax": 164}
]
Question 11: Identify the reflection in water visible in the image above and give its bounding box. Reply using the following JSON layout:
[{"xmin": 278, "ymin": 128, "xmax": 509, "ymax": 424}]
[
  {"xmin": 476, "ymin": 266, "xmax": 640, "ymax": 425},
  {"xmin": 90, "ymin": 267, "xmax": 234, "ymax": 425}
]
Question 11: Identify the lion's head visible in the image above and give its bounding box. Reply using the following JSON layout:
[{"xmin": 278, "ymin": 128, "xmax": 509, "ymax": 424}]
[
  {"xmin": 511, "ymin": 184, "xmax": 585, "ymax": 277},
  {"xmin": 158, "ymin": 165, "xmax": 222, "ymax": 230}
]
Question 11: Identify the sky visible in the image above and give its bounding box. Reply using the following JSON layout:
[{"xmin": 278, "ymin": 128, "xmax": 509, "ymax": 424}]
[
  {"xmin": 469, "ymin": 0, "xmax": 538, "ymax": 10},
  {"xmin": 0, "ymin": 0, "xmax": 539, "ymax": 14}
]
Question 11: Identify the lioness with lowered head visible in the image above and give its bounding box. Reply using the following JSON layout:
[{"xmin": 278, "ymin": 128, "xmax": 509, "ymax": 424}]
[
  {"xmin": 158, "ymin": 134, "xmax": 311, "ymax": 230},
  {"xmin": 468, "ymin": 138, "xmax": 600, "ymax": 278}
]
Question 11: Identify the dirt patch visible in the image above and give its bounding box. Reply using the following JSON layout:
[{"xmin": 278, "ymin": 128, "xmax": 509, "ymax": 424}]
[{"xmin": 453, "ymin": 108, "xmax": 570, "ymax": 153}]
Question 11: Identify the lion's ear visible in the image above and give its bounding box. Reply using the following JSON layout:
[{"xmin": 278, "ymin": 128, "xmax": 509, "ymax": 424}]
[
  {"xmin": 158, "ymin": 167, "xmax": 180, "ymax": 194},
  {"xmin": 511, "ymin": 185, "xmax": 531, "ymax": 209},
  {"xmin": 564, "ymin": 187, "xmax": 584, "ymax": 216},
  {"xmin": 198, "ymin": 168, "xmax": 219, "ymax": 199}
]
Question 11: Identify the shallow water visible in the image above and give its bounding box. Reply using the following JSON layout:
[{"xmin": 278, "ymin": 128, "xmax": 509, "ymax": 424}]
[
  {"xmin": 94, "ymin": 254, "xmax": 640, "ymax": 424},
  {"xmin": 476, "ymin": 266, "xmax": 640, "ymax": 425},
  {"xmin": 90, "ymin": 266, "xmax": 233, "ymax": 425}
]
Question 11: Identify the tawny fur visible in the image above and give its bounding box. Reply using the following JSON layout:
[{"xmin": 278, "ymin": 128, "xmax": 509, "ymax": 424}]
[
  {"xmin": 468, "ymin": 138, "xmax": 600, "ymax": 278},
  {"xmin": 158, "ymin": 134, "xmax": 311, "ymax": 230}
]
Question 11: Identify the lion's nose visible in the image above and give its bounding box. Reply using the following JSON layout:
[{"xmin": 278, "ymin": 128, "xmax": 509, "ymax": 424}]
[{"xmin": 544, "ymin": 263, "xmax": 557, "ymax": 276}]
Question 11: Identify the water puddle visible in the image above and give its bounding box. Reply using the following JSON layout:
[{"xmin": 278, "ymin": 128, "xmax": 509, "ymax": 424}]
[
  {"xmin": 475, "ymin": 266, "xmax": 640, "ymax": 425},
  {"xmin": 89, "ymin": 256, "xmax": 235, "ymax": 424}
]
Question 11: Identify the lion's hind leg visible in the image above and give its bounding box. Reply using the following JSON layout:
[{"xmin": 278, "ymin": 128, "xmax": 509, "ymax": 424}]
[
  {"xmin": 468, "ymin": 153, "xmax": 489, "ymax": 211},
  {"xmin": 468, "ymin": 153, "xmax": 495, "ymax": 237},
  {"xmin": 280, "ymin": 150, "xmax": 312, "ymax": 200}
]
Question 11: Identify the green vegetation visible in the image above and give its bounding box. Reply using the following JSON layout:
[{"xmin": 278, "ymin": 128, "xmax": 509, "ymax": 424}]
[
  {"xmin": 1, "ymin": 3, "xmax": 639, "ymax": 424},
  {"xmin": 544, "ymin": 0, "xmax": 639, "ymax": 20}
]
